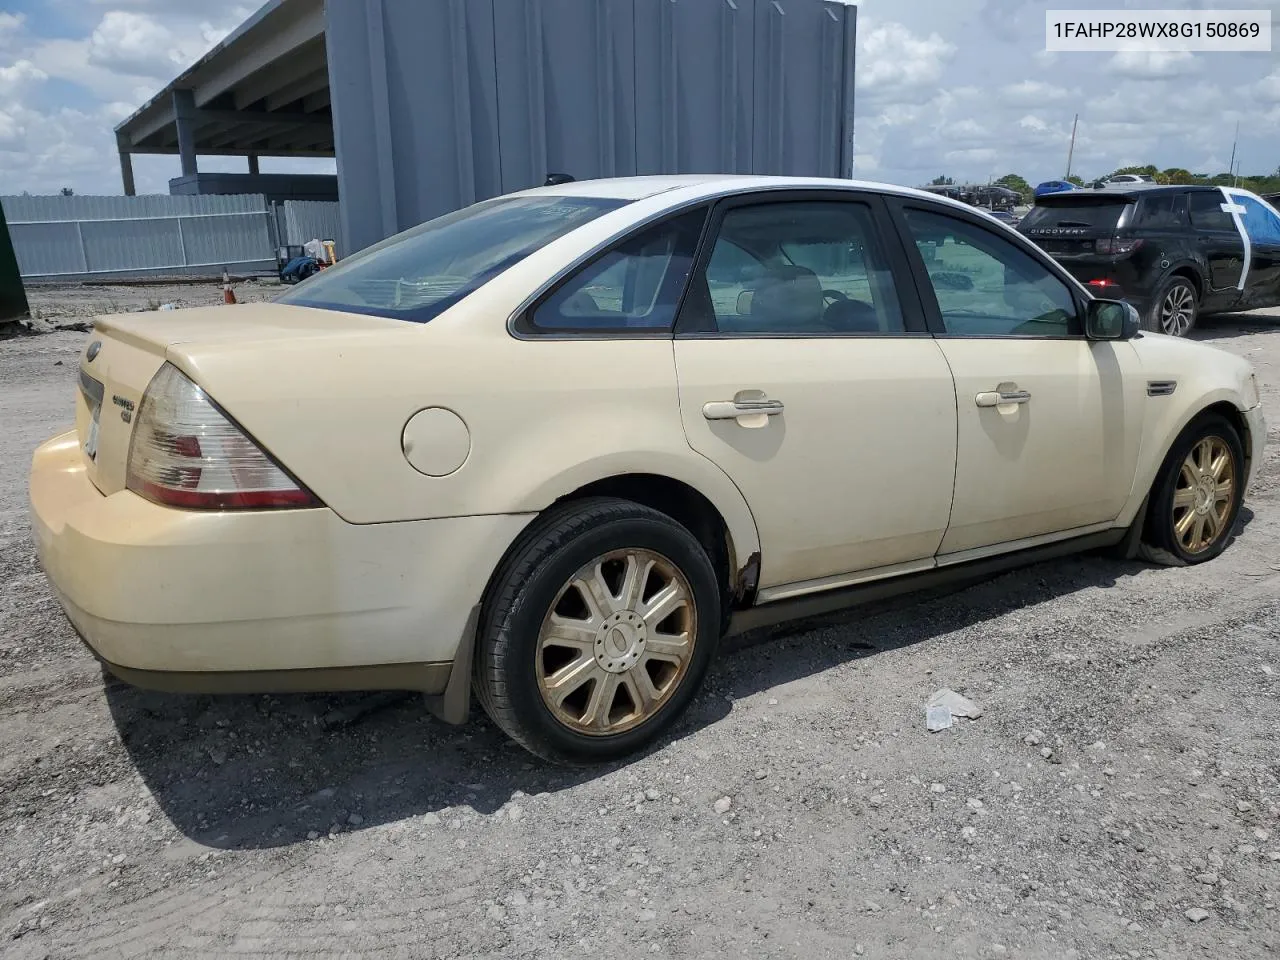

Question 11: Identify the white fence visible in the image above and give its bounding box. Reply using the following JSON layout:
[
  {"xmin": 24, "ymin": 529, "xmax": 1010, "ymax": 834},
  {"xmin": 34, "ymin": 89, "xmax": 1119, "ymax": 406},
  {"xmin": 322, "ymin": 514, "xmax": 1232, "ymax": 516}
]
[{"xmin": 1, "ymin": 194, "xmax": 342, "ymax": 280}]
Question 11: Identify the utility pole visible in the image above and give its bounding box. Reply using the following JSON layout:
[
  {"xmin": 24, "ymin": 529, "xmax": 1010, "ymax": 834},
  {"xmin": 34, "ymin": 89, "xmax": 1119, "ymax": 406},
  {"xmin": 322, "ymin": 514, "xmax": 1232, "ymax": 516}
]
[
  {"xmin": 1228, "ymin": 120, "xmax": 1239, "ymax": 187},
  {"xmin": 1065, "ymin": 113, "xmax": 1078, "ymax": 180}
]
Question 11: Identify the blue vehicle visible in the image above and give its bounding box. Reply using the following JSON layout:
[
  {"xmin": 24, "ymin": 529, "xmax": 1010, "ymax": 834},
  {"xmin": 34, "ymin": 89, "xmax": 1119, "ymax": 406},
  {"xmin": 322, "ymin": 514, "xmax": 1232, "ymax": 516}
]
[{"xmin": 1034, "ymin": 180, "xmax": 1078, "ymax": 198}]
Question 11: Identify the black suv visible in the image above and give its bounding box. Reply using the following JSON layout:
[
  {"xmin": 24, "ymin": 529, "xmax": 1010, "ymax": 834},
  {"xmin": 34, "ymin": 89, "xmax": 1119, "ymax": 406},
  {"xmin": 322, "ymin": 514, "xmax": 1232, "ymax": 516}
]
[{"xmin": 1018, "ymin": 184, "xmax": 1280, "ymax": 336}]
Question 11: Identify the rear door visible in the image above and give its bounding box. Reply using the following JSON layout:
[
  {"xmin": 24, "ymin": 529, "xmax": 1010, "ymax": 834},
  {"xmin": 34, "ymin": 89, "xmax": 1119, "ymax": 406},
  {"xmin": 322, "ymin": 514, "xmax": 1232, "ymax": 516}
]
[
  {"xmin": 1188, "ymin": 190, "xmax": 1246, "ymax": 309},
  {"xmin": 672, "ymin": 191, "xmax": 959, "ymax": 596}
]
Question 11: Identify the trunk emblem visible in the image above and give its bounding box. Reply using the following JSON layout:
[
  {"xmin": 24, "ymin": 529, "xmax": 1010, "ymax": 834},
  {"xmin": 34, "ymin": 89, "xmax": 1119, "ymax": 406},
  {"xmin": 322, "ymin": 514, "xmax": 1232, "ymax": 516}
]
[{"xmin": 86, "ymin": 341, "xmax": 101, "ymax": 362}]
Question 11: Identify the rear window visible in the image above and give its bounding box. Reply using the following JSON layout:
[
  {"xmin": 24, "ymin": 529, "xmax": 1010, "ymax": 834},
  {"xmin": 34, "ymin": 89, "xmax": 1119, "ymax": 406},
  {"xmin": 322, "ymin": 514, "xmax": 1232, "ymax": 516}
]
[
  {"xmin": 276, "ymin": 195, "xmax": 628, "ymax": 322},
  {"xmin": 1020, "ymin": 199, "xmax": 1132, "ymax": 232}
]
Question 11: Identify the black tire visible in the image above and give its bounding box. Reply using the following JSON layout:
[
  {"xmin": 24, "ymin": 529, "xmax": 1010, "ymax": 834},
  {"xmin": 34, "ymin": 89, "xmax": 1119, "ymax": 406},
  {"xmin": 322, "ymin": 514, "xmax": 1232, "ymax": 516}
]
[
  {"xmin": 474, "ymin": 497, "xmax": 721, "ymax": 764},
  {"xmin": 1144, "ymin": 274, "xmax": 1198, "ymax": 337},
  {"xmin": 1140, "ymin": 413, "xmax": 1244, "ymax": 566}
]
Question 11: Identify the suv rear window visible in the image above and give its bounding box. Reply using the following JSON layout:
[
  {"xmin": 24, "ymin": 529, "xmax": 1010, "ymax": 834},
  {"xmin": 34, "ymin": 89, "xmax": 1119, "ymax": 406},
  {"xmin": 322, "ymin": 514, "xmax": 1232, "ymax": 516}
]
[
  {"xmin": 276, "ymin": 195, "xmax": 628, "ymax": 322},
  {"xmin": 1019, "ymin": 199, "xmax": 1132, "ymax": 232}
]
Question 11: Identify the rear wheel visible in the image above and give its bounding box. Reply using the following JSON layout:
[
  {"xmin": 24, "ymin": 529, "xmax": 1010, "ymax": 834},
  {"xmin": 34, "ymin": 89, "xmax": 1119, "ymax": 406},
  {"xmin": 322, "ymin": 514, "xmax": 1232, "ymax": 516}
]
[
  {"xmin": 1145, "ymin": 275, "xmax": 1198, "ymax": 337},
  {"xmin": 474, "ymin": 497, "xmax": 720, "ymax": 764},
  {"xmin": 1140, "ymin": 414, "xmax": 1243, "ymax": 565}
]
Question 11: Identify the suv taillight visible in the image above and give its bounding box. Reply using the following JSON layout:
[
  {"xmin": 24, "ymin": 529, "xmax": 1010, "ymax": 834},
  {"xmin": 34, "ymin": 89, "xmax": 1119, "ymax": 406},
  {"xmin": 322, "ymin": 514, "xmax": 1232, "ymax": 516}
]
[
  {"xmin": 126, "ymin": 363, "xmax": 322, "ymax": 510},
  {"xmin": 1096, "ymin": 238, "xmax": 1144, "ymax": 255}
]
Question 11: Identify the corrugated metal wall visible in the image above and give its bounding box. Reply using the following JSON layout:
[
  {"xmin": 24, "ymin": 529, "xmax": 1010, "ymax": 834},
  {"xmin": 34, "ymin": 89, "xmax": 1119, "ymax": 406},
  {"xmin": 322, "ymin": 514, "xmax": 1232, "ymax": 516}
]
[
  {"xmin": 1, "ymin": 194, "xmax": 277, "ymax": 279},
  {"xmin": 328, "ymin": 0, "xmax": 857, "ymax": 254},
  {"xmin": 282, "ymin": 200, "xmax": 344, "ymax": 257}
]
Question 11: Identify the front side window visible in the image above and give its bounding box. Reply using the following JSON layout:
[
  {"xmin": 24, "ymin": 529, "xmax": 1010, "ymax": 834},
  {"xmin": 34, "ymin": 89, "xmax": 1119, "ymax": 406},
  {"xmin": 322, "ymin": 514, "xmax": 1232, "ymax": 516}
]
[
  {"xmin": 1232, "ymin": 194, "xmax": 1280, "ymax": 246},
  {"xmin": 276, "ymin": 195, "xmax": 627, "ymax": 323},
  {"xmin": 685, "ymin": 200, "xmax": 905, "ymax": 335},
  {"xmin": 1189, "ymin": 191, "xmax": 1234, "ymax": 232},
  {"xmin": 904, "ymin": 207, "xmax": 1078, "ymax": 337},
  {"xmin": 527, "ymin": 209, "xmax": 706, "ymax": 332}
]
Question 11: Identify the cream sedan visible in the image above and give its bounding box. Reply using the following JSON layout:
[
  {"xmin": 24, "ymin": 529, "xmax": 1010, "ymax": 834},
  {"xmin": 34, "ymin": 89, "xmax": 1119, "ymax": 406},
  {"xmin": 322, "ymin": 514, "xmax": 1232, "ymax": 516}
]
[{"xmin": 30, "ymin": 176, "xmax": 1265, "ymax": 763}]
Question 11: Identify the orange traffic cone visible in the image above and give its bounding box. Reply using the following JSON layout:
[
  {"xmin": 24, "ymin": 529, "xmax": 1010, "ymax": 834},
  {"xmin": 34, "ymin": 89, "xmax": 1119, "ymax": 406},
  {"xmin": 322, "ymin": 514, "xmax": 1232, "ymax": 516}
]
[{"xmin": 222, "ymin": 268, "xmax": 237, "ymax": 304}]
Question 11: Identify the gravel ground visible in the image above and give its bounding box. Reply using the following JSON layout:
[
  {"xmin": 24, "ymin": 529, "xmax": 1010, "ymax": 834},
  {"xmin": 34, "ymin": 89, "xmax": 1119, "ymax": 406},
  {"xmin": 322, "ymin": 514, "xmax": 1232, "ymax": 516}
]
[
  {"xmin": 9, "ymin": 277, "xmax": 281, "ymax": 334},
  {"xmin": 2, "ymin": 312, "xmax": 1280, "ymax": 960}
]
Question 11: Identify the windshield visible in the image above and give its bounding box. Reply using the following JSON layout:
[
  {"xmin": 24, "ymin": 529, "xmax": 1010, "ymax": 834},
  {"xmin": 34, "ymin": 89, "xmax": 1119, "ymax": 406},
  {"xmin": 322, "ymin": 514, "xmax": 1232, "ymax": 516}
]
[
  {"xmin": 276, "ymin": 195, "xmax": 628, "ymax": 322},
  {"xmin": 1019, "ymin": 199, "xmax": 1132, "ymax": 232}
]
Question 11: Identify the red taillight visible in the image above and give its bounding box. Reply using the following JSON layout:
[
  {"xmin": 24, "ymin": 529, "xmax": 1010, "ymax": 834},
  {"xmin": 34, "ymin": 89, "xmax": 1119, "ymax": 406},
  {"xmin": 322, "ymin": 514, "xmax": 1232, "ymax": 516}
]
[
  {"xmin": 126, "ymin": 363, "xmax": 322, "ymax": 511},
  {"xmin": 1087, "ymin": 278, "xmax": 1119, "ymax": 288},
  {"xmin": 1095, "ymin": 238, "xmax": 1144, "ymax": 255}
]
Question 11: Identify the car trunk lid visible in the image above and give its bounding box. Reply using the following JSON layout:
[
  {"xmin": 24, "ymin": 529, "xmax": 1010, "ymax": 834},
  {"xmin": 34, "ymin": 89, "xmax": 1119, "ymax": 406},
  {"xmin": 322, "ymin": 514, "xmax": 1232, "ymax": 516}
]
[
  {"xmin": 1019, "ymin": 195, "xmax": 1135, "ymax": 257},
  {"xmin": 73, "ymin": 303, "xmax": 408, "ymax": 497}
]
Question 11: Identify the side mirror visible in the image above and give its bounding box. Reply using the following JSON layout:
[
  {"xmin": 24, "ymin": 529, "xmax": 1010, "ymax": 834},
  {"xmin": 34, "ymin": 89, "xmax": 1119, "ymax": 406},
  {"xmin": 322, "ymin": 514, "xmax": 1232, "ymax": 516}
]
[{"xmin": 1085, "ymin": 298, "xmax": 1140, "ymax": 340}]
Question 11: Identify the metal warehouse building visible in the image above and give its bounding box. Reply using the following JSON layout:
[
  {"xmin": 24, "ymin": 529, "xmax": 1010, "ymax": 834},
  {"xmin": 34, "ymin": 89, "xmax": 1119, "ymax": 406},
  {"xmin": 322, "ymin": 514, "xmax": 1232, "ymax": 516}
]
[{"xmin": 114, "ymin": 0, "xmax": 858, "ymax": 256}]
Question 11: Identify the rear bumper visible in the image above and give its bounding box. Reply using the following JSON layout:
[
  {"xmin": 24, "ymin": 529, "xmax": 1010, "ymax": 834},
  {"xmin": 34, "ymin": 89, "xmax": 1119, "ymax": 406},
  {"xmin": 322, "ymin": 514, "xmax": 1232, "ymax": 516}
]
[{"xmin": 29, "ymin": 430, "xmax": 531, "ymax": 693}]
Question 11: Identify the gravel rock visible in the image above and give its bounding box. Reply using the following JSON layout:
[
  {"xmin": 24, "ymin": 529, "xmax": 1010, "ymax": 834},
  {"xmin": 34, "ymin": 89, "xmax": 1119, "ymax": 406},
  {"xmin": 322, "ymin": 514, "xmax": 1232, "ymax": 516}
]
[
  {"xmin": 930, "ymin": 783, "xmax": 947, "ymax": 794},
  {"xmin": 1023, "ymin": 730, "xmax": 1044, "ymax": 746},
  {"xmin": 1195, "ymin": 872, "xmax": 1219, "ymax": 885},
  {"xmin": 713, "ymin": 797, "xmax": 732, "ymax": 815},
  {"xmin": 926, "ymin": 688, "xmax": 983, "ymax": 719},
  {"xmin": 347, "ymin": 813, "xmax": 364, "ymax": 826},
  {"xmin": 1185, "ymin": 908, "xmax": 1211, "ymax": 923},
  {"xmin": 1236, "ymin": 800, "xmax": 1255, "ymax": 812}
]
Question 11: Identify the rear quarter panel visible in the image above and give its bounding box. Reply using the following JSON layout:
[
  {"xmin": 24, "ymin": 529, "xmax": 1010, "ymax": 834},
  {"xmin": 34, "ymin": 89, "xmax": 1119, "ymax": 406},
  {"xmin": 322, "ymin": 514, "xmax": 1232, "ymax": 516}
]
[{"xmin": 169, "ymin": 199, "xmax": 763, "ymax": 566}]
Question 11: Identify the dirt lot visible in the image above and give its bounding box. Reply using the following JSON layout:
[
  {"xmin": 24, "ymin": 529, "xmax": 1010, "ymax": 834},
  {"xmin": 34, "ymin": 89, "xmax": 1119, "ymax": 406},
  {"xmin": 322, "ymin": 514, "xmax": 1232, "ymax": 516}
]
[
  {"xmin": 2, "ymin": 312, "xmax": 1279, "ymax": 960},
  {"xmin": 13, "ymin": 277, "xmax": 281, "ymax": 334}
]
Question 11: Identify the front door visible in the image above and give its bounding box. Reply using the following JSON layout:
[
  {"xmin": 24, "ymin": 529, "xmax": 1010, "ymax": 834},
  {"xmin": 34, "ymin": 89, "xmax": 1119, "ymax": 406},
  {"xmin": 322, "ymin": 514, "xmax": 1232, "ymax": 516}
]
[
  {"xmin": 672, "ymin": 193, "xmax": 959, "ymax": 594},
  {"xmin": 892, "ymin": 201, "xmax": 1145, "ymax": 556},
  {"xmin": 1188, "ymin": 190, "xmax": 1246, "ymax": 311},
  {"xmin": 1226, "ymin": 190, "xmax": 1280, "ymax": 310}
]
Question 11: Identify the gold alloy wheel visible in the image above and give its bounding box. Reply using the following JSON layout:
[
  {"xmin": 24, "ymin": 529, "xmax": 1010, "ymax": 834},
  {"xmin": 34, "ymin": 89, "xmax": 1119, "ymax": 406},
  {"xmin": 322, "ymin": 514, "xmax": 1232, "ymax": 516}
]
[
  {"xmin": 1172, "ymin": 435, "xmax": 1237, "ymax": 554},
  {"xmin": 535, "ymin": 548, "xmax": 696, "ymax": 736}
]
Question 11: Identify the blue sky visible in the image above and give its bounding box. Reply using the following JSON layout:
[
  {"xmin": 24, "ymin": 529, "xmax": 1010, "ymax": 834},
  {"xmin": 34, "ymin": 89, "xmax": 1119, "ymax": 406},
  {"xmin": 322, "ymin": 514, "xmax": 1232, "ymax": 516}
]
[{"xmin": 1, "ymin": 0, "xmax": 1278, "ymax": 196}]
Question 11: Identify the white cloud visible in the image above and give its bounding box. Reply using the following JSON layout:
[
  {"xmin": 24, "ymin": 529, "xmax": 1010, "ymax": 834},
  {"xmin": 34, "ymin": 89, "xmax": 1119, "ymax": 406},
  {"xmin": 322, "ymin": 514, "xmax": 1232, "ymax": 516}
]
[
  {"xmin": 1000, "ymin": 80, "xmax": 1069, "ymax": 106},
  {"xmin": 88, "ymin": 11, "xmax": 186, "ymax": 78},
  {"xmin": 0, "ymin": 60, "xmax": 47, "ymax": 96},
  {"xmin": 1257, "ymin": 70, "xmax": 1280, "ymax": 104},
  {"xmin": 1106, "ymin": 50, "xmax": 1201, "ymax": 80},
  {"xmin": 857, "ymin": 22, "xmax": 955, "ymax": 99}
]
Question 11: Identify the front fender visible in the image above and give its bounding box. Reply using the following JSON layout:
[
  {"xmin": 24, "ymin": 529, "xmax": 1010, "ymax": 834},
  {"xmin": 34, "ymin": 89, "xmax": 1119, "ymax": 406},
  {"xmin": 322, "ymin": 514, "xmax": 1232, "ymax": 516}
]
[{"xmin": 1117, "ymin": 385, "xmax": 1253, "ymax": 526}]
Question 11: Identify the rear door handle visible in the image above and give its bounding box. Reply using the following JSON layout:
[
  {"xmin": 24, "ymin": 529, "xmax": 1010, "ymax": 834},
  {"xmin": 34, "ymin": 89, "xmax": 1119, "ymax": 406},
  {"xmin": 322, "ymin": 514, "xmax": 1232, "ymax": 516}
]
[
  {"xmin": 702, "ymin": 399, "xmax": 785, "ymax": 420},
  {"xmin": 975, "ymin": 389, "xmax": 1031, "ymax": 408}
]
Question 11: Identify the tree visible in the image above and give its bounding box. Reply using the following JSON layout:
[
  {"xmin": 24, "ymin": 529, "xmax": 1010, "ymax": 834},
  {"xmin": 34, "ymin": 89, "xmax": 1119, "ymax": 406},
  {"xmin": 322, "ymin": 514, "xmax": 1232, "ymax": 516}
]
[
  {"xmin": 1112, "ymin": 164, "xmax": 1158, "ymax": 178},
  {"xmin": 930, "ymin": 175, "xmax": 954, "ymax": 186},
  {"xmin": 1158, "ymin": 168, "xmax": 1196, "ymax": 185},
  {"xmin": 59, "ymin": 187, "xmax": 73, "ymax": 196},
  {"xmin": 1065, "ymin": 174, "xmax": 1084, "ymax": 187},
  {"xmin": 994, "ymin": 173, "xmax": 1031, "ymax": 202}
]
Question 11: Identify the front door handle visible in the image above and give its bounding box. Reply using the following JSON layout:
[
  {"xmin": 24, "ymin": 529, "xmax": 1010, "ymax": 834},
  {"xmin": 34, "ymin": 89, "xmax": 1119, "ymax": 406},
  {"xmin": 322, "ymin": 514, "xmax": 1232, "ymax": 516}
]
[
  {"xmin": 975, "ymin": 389, "xmax": 1031, "ymax": 408},
  {"xmin": 702, "ymin": 398, "xmax": 785, "ymax": 420}
]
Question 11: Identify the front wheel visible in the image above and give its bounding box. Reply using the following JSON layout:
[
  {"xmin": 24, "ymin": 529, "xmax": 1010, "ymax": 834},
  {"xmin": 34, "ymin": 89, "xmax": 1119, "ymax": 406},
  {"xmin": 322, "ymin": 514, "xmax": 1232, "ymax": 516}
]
[
  {"xmin": 474, "ymin": 498, "xmax": 721, "ymax": 764},
  {"xmin": 1141, "ymin": 414, "xmax": 1244, "ymax": 565},
  {"xmin": 1145, "ymin": 275, "xmax": 1198, "ymax": 337}
]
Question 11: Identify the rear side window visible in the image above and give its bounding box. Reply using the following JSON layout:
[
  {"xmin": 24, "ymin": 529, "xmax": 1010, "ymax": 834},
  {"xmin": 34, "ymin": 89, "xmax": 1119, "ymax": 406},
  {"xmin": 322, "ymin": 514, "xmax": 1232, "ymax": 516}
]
[
  {"xmin": 1133, "ymin": 193, "xmax": 1187, "ymax": 229},
  {"xmin": 525, "ymin": 209, "xmax": 707, "ymax": 333},
  {"xmin": 1189, "ymin": 192, "xmax": 1234, "ymax": 232},
  {"xmin": 275, "ymin": 195, "xmax": 627, "ymax": 323}
]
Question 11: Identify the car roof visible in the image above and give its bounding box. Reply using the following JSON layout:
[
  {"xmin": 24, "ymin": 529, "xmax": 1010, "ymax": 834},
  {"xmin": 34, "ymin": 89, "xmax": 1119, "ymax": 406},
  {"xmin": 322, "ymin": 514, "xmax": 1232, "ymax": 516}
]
[
  {"xmin": 506, "ymin": 174, "xmax": 987, "ymax": 215},
  {"xmin": 1037, "ymin": 183, "xmax": 1222, "ymax": 202}
]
